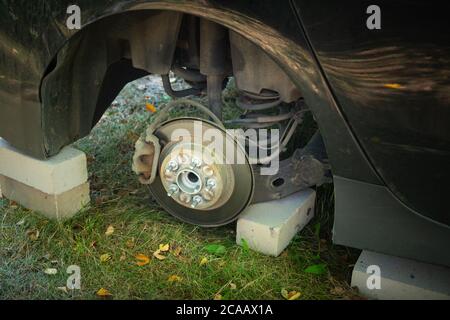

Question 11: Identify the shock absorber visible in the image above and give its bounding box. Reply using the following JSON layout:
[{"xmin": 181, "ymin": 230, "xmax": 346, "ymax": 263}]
[{"xmin": 199, "ymin": 19, "xmax": 231, "ymax": 120}]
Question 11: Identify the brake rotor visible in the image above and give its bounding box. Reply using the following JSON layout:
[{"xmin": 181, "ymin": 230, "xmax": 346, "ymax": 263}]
[{"xmin": 148, "ymin": 117, "xmax": 254, "ymax": 227}]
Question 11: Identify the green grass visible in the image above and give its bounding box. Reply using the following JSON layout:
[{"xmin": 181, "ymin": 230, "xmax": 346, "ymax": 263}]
[{"xmin": 0, "ymin": 77, "xmax": 360, "ymax": 300}]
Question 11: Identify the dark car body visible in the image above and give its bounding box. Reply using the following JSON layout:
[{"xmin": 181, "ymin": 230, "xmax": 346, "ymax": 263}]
[{"xmin": 1, "ymin": 0, "xmax": 449, "ymax": 266}]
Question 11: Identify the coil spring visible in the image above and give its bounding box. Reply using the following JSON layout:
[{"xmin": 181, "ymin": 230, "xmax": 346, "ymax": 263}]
[{"xmin": 225, "ymin": 91, "xmax": 303, "ymax": 164}]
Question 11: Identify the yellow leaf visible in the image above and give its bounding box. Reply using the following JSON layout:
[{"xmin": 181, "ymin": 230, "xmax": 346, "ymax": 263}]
[
  {"xmin": 135, "ymin": 253, "xmax": 150, "ymax": 266},
  {"xmin": 281, "ymin": 289, "xmax": 301, "ymax": 300},
  {"xmin": 172, "ymin": 246, "xmax": 182, "ymax": 257},
  {"xmin": 153, "ymin": 249, "xmax": 166, "ymax": 261},
  {"xmin": 100, "ymin": 253, "xmax": 112, "ymax": 263},
  {"xmin": 27, "ymin": 229, "xmax": 40, "ymax": 241},
  {"xmin": 200, "ymin": 257, "xmax": 208, "ymax": 266},
  {"xmin": 126, "ymin": 238, "xmax": 135, "ymax": 248},
  {"xmin": 213, "ymin": 293, "xmax": 222, "ymax": 300},
  {"xmin": 288, "ymin": 291, "xmax": 301, "ymax": 300},
  {"xmin": 168, "ymin": 275, "xmax": 182, "ymax": 282},
  {"xmin": 145, "ymin": 102, "xmax": 157, "ymax": 113},
  {"xmin": 96, "ymin": 288, "xmax": 112, "ymax": 297},
  {"xmin": 105, "ymin": 225, "xmax": 115, "ymax": 236},
  {"xmin": 159, "ymin": 243, "xmax": 170, "ymax": 252}
]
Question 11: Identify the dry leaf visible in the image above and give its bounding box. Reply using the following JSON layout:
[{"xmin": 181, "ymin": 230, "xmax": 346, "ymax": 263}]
[
  {"xmin": 281, "ymin": 289, "xmax": 301, "ymax": 300},
  {"xmin": 105, "ymin": 225, "xmax": 115, "ymax": 236},
  {"xmin": 135, "ymin": 253, "xmax": 150, "ymax": 266},
  {"xmin": 44, "ymin": 268, "xmax": 58, "ymax": 275},
  {"xmin": 172, "ymin": 246, "xmax": 182, "ymax": 257},
  {"xmin": 56, "ymin": 286, "xmax": 68, "ymax": 294},
  {"xmin": 331, "ymin": 286, "xmax": 345, "ymax": 295},
  {"xmin": 27, "ymin": 229, "xmax": 40, "ymax": 241},
  {"xmin": 119, "ymin": 252, "xmax": 127, "ymax": 261},
  {"xmin": 126, "ymin": 238, "xmax": 135, "ymax": 248},
  {"xmin": 100, "ymin": 253, "xmax": 112, "ymax": 263},
  {"xmin": 213, "ymin": 294, "xmax": 222, "ymax": 300},
  {"xmin": 159, "ymin": 243, "xmax": 170, "ymax": 252},
  {"xmin": 153, "ymin": 249, "xmax": 166, "ymax": 260},
  {"xmin": 168, "ymin": 275, "xmax": 182, "ymax": 283},
  {"xmin": 96, "ymin": 288, "xmax": 112, "ymax": 297},
  {"xmin": 229, "ymin": 283, "xmax": 237, "ymax": 290},
  {"xmin": 145, "ymin": 102, "xmax": 157, "ymax": 113},
  {"xmin": 200, "ymin": 257, "xmax": 208, "ymax": 266}
]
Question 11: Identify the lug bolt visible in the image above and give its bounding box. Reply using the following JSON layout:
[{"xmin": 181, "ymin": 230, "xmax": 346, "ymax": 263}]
[
  {"xmin": 167, "ymin": 184, "xmax": 179, "ymax": 197},
  {"xmin": 167, "ymin": 160, "xmax": 179, "ymax": 172},
  {"xmin": 191, "ymin": 195, "xmax": 203, "ymax": 208},
  {"xmin": 206, "ymin": 178, "xmax": 216, "ymax": 190},
  {"xmin": 190, "ymin": 157, "xmax": 202, "ymax": 169}
]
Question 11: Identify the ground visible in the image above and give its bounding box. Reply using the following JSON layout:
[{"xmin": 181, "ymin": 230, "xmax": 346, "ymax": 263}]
[{"xmin": 0, "ymin": 76, "xmax": 361, "ymax": 300}]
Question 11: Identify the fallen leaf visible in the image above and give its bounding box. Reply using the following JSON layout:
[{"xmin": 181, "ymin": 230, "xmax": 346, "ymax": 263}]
[
  {"xmin": 105, "ymin": 225, "xmax": 115, "ymax": 236},
  {"xmin": 56, "ymin": 286, "xmax": 68, "ymax": 294},
  {"xmin": 168, "ymin": 275, "xmax": 182, "ymax": 283},
  {"xmin": 100, "ymin": 253, "xmax": 112, "ymax": 263},
  {"xmin": 213, "ymin": 294, "xmax": 222, "ymax": 300},
  {"xmin": 159, "ymin": 243, "xmax": 170, "ymax": 252},
  {"xmin": 205, "ymin": 244, "xmax": 226, "ymax": 256},
  {"xmin": 281, "ymin": 289, "xmax": 301, "ymax": 300},
  {"xmin": 26, "ymin": 229, "xmax": 40, "ymax": 241},
  {"xmin": 172, "ymin": 246, "xmax": 182, "ymax": 257},
  {"xmin": 120, "ymin": 252, "xmax": 127, "ymax": 261},
  {"xmin": 304, "ymin": 264, "xmax": 327, "ymax": 275},
  {"xmin": 200, "ymin": 257, "xmax": 208, "ymax": 266},
  {"xmin": 331, "ymin": 286, "xmax": 345, "ymax": 295},
  {"xmin": 153, "ymin": 249, "xmax": 166, "ymax": 261},
  {"xmin": 135, "ymin": 253, "xmax": 150, "ymax": 266},
  {"xmin": 44, "ymin": 268, "xmax": 58, "ymax": 275},
  {"xmin": 96, "ymin": 288, "xmax": 112, "ymax": 297},
  {"xmin": 229, "ymin": 283, "xmax": 237, "ymax": 290},
  {"xmin": 126, "ymin": 238, "xmax": 135, "ymax": 249},
  {"xmin": 145, "ymin": 102, "xmax": 157, "ymax": 113}
]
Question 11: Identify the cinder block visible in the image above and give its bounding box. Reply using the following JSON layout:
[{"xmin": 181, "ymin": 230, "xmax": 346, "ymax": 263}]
[
  {"xmin": 0, "ymin": 139, "xmax": 88, "ymax": 195},
  {"xmin": 0, "ymin": 176, "xmax": 89, "ymax": 220},
  {"xmin": 351, "ymin": 250, "xmax": 450, "ymax": 300},
  {"xmin": 0, "ymin": 138, "xmax": 90, "ymax": 220},
  {"xmin": 236, "ymin": 189, "xmax": 316, "ymax": 256}
]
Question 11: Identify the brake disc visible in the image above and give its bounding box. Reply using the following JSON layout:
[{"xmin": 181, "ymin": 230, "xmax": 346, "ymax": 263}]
[{"xmin": 147, "ymin": 117, "xmax": 254, "ymax": 227}]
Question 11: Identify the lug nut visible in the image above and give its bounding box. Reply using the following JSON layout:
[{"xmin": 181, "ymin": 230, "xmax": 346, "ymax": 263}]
[
  {"xmin": 167, "ymin": 184, "xmax": 179, "ymax": 197},
  {"xmin": 191, "ymin": 195, "xmax": 203, "ymax": 208}
]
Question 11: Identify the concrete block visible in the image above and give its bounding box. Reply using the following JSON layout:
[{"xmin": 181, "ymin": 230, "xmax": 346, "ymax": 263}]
[
  {"xmin": 236, "ymin": 189, "xmax": 316, "ymax": 256},
  {"xmin": 0, "ymin": 138, "xmax": 88, "ymax": 195},
  {"xmin": 0, "ymin": 175, "xmax": 90, "ymax": 220},
  {"xmin": 351, "ymin": 250, "xmax": 450, "ymax": 300},
  {"xmin": 0, "ymin": 138, "xmax": 90, "ymax": 220}
]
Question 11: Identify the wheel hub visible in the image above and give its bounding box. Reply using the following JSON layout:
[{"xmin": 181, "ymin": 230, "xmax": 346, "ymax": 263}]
[{"xmin": 148, "ymin": 118, "xmax": 254, "ymax": 227}]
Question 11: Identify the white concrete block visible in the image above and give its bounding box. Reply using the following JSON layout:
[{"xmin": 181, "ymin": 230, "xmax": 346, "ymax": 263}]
[
  {"xmin": 0, "ymin": 138, "xmax": 88, "ymax": 195},
  {"xmin": 236, "ymin": 189, "xmax": 316, "ymax": 256},
  {"xmin": 352, "ymin": 250, "xmax": 450, "ymax": 300}
]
